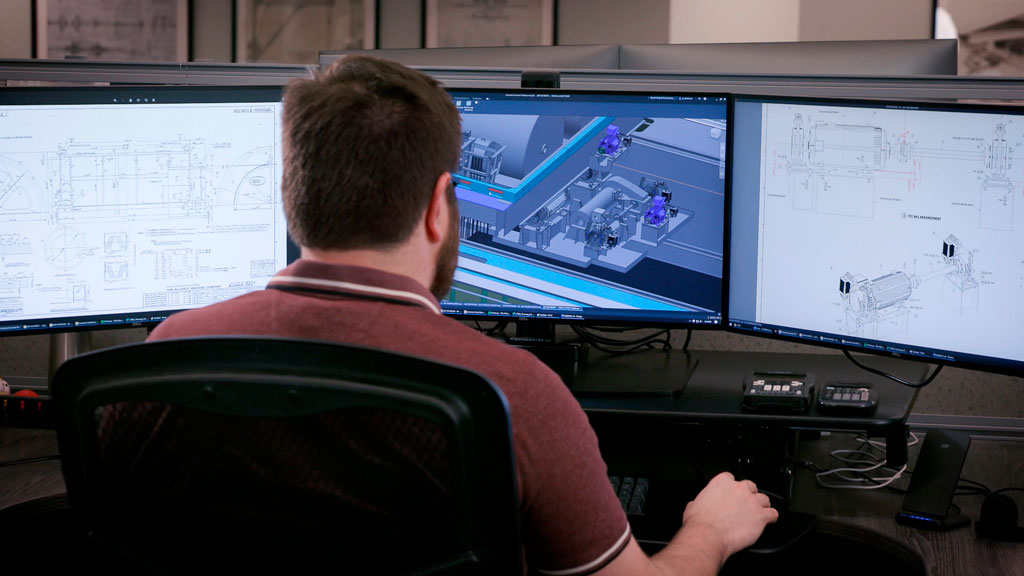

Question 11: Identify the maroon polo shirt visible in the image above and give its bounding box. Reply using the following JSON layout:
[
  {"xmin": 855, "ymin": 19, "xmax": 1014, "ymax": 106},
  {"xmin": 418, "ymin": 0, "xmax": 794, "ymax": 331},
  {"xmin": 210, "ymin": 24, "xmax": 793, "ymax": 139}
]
[{"xmin": 148, "ymin": 258, "xmax": 630, "ymax": 575}]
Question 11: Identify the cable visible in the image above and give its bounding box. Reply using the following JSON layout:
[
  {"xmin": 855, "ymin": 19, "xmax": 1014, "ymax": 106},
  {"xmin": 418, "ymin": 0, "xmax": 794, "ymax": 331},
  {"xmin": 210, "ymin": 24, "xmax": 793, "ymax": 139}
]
[
  {"xmin": 681, "ymin": 329, "xmax": 692, "ymax": 351},
  {"xmin": 816, "ymin": 463, "xmax": 907, "ymax": 490},
  {"xmin": 0, "ymin": 455, "xmax": 61, "ymax": 468},
  {"xmin": 992, "ymin": 487, "xmax": 1024, "ymax": 497},
  {"xmin": 569, "ymin": 325, "xmax": 672, "ymax": 355},
  {"xmin": 843, "ymin": 350, "xmax": 944, "ymax": 388},
  {"xmin": 472, "ymin": 320, "xmax": 509, "ymax": 337},
  {"xmin": 811, "ymin": 432, "xmax": 918, "ymax": 491}
]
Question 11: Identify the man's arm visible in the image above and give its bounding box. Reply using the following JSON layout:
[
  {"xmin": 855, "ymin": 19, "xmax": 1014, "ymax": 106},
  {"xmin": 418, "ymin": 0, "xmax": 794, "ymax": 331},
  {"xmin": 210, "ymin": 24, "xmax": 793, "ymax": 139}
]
[{"xmin": 594, "ymin": 471, "xmax": 778, "ymax": 576}]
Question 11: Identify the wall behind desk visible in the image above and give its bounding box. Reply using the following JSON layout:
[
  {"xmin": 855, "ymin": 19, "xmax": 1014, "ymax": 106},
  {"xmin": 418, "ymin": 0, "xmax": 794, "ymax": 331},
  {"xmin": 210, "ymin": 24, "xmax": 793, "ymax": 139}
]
[{"xmin": 1, "ymin": 326, "xmax": 1021, "ymax": 419}]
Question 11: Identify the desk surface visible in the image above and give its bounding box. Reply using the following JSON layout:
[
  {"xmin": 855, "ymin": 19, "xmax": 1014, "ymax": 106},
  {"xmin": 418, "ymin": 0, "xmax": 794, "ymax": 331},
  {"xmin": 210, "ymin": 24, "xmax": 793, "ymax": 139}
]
[
  {"xmin": 0, "ymin": 427, "xmax": 63, "ymax": 511},
  {"xmin": 790, "ymin": 431, "xmax": 1024, "ymax": 576}
]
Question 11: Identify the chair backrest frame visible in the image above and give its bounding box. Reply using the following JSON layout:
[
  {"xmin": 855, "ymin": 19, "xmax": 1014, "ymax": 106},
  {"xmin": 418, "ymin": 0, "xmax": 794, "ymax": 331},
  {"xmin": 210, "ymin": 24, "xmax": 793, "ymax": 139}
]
[{"xmin": 53, "ymin": 336, "xmax": 522, "ymax": 575}]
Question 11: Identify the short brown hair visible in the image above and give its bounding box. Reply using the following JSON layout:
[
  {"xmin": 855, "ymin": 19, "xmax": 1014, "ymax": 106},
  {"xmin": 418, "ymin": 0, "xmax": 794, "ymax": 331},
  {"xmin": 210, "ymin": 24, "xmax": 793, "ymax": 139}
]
[{"xmin": 281, "ymin": 55, "xmax": 461, "ymax": 250}]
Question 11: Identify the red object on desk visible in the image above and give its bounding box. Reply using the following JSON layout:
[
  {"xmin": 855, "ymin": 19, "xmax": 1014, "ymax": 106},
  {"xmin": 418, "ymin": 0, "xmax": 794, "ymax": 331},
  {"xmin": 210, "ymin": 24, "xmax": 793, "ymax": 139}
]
[{"xmin": 13, "ymin": 389, "xmax": 40, "ymax": 397}]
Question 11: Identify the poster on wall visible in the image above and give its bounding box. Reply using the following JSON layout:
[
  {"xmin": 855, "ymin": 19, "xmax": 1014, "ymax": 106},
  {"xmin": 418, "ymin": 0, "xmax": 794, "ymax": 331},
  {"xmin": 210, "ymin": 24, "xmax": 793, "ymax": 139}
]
[
  {"xmin": 425, "ymin": 0, "xmax": 554, "ymax": 48},
  {"xmin": 35, "ymin": 0, "xmax": 188, "ymax": 61},
  {"xmin": 236, "ymin": 0, "xmax": 376, "ymax": 64}
]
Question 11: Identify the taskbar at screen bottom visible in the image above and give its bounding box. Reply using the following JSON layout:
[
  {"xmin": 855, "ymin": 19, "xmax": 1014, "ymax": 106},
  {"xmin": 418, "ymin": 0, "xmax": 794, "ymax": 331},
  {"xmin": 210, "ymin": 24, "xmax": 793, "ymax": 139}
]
[
  {"xmin": 443, "ymin": 304, "xmax": 720, "ymax": 326},
  {"xmin": 727, "ymin": 319, "xmax": 1024, "ymax": 376},
  {"xmin": 0, "ymin": 313, "xmax": 170, "ymax": 335}
]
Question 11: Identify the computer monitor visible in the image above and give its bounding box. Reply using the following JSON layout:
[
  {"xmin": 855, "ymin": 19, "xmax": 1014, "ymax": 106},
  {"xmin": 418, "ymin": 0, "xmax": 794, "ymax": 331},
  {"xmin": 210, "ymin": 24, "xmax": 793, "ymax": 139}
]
[
  {"xmin": 0, "ymin": 84, "xmax": 294, "ymax": 337},
  {"xmin": 728, "ymin": 94, "xmax": 1024, "ymax": 377},
  {"xmin": 441, "ymin": 88, "xmax": 728, "ymax": 338},
  {"xmin": 318, "ymin": 44, "xmax": 621, "ymax": 72},
  {"xmin": 620, "ymin": 39, "xmax": 958, "ymax": 76}
]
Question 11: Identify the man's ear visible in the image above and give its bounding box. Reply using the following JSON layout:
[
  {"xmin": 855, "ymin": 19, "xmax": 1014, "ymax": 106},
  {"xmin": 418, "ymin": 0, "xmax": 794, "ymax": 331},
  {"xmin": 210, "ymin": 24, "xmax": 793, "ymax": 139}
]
[{"xmin": 424, "ymin": 172, "xmax": 451, "ymax": 244}]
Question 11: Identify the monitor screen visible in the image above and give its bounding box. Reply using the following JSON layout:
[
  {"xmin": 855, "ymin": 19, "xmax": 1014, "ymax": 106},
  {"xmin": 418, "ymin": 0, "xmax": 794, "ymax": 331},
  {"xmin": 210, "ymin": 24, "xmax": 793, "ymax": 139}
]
[
  {"xmin": 0, "ymin": 85, "xmax": 291, "ymax": 336},
  {"xmin": 442, "ymin": 89, "xmax": 728, "ymax": 328},
  {"xmin": 729, "ymin": 95, "xmax": 1024, "ymax": 376}
]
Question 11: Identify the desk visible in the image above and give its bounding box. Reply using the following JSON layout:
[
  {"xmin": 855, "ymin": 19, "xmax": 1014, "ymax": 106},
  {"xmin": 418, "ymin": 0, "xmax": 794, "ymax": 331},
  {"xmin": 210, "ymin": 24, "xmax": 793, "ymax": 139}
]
[
  {"xmin": 574, "ymin": 350, "xmax": 921, "ymax": 467},
  {"xmin": 3, "ymin": 427, "xmax": 1020, "ymax": 575},
  {"xmin": 570, "ymin": 349, "xmax": 1023, "ymax": 576},
  {"xmin": 0, "ymin": 427, "xmax": 63, "ymax": 511}
]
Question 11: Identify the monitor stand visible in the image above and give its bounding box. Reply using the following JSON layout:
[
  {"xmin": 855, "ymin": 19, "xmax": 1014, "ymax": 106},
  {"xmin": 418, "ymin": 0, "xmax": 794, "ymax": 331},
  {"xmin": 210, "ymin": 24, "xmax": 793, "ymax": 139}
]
[
  {"xmin": 505, "ymin": 320, "xmax": 695, "ymax": 396},
  {"xmin": 47, "ymin": 332, "xmax": 90, "ymax": 385},
  {"xmin": 507, "ymin": 320, "xmax": 587, "ymax": 378},
  {"xmin": 569, "ymin": 347, "xmax": 697, "ymax": 397}
]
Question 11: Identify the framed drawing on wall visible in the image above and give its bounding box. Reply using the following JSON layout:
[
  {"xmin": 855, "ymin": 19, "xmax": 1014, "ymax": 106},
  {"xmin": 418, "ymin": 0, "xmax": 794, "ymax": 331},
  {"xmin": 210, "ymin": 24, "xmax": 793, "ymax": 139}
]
[
  {"xmin": 236, "ymin": 0, "xmax": 376, "ymax": 64},
  {"xmin": 35, "ymin": 0, "xmax": 189, "ymax": 61},
  {"xmin": 425, "ymin": 0, "xmax": 555, "ymax": 48}
]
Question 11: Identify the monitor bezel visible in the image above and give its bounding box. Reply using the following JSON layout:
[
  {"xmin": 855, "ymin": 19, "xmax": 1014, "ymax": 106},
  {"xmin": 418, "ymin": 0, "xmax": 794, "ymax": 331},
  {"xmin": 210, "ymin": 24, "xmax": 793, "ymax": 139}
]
[
  {"xmin": 0, "ymin": 84, "xmax": 294, "ymax": 338},
  {"xmin": 724, "ymin": 92, "xmax": 1024, "ymax": 378},
  {"xmin": 442, "ymin": 86, "xmax": 732, "ymax": 331}
]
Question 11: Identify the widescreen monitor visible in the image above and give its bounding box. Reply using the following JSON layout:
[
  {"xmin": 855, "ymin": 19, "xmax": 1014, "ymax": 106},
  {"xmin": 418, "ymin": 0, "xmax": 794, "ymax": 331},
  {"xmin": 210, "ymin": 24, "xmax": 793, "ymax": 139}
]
[
  {"xmin": 620, "ymin": 39, "xmax": 958, "ymax": 76},
  {"xmin": 441, "ymin": 89, "xmax": 728, "ymax": 331},
  {"xmin": 0, "ymin": 85, "xmax": 292, "ymax": 336},
  {"xmin": 728, "ymin": 94, "xmax": 1024, "ymax": 376}
]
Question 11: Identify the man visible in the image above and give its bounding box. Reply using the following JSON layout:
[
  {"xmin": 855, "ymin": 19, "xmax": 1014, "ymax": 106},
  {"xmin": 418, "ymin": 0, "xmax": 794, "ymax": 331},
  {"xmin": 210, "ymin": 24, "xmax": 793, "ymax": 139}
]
[{"xmin": 149, "ymin": 55, "xmax": 777, "ymax": 575}]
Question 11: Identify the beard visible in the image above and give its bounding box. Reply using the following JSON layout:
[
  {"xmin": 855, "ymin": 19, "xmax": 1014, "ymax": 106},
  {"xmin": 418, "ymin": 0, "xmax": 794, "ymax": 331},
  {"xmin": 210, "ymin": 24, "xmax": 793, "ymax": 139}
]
[{"xmin": 429, "ymin": 182, "xmax": 460, "ymax": 301}]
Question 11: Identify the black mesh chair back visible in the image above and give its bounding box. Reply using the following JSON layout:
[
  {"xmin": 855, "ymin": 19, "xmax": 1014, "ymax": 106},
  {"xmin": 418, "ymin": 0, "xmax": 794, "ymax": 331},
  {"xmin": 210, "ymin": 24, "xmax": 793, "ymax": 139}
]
[{"xmin": 52, "ymin": 337, "xmax": 522, "ymax": 575}]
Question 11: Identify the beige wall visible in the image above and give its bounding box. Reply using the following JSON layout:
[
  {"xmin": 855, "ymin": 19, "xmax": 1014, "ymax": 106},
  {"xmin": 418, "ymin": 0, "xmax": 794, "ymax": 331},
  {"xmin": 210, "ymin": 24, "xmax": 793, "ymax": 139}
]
[
  {"xmin": 670, "ymin": 0, "xmax": 801, "ymax": 44},
  {"xmin": 0, "ymin": 0, "xmax": 32, "ymax": 59},
  {"xmin": 379, "ymin": 0, "xmax": 423, "ymax": 48},
  {"xmin": 191, "ymin": 0, "xmax": 233, "ymax": 62},
  {"xmin": 558, "ymin": 0, "xmax": 671, "ymax": 46},
  {"xmin": 798, "ymin": 0, "xmax": 934, "ymax": 41}
]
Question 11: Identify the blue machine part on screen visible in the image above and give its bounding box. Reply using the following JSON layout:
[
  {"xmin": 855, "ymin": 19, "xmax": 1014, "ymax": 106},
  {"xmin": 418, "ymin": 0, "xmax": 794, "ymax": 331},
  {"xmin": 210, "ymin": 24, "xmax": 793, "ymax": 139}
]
[{"xmin": 443, "ymin": 92, "xmax": 727, "ymax": 325}]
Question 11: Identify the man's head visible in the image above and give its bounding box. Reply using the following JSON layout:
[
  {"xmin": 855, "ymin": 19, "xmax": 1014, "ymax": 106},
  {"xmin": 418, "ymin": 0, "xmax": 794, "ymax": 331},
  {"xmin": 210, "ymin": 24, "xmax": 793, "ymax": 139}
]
[{"xmin": 281, "ymin": 55, "xmax": 462, "ymax": 280}]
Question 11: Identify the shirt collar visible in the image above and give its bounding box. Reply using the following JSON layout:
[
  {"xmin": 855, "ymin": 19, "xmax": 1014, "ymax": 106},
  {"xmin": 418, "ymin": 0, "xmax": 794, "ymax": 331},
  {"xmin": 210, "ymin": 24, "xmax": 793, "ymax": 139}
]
[{"xmin": 267, "ymin": 259, "xmax": 442, "ymax": 315}]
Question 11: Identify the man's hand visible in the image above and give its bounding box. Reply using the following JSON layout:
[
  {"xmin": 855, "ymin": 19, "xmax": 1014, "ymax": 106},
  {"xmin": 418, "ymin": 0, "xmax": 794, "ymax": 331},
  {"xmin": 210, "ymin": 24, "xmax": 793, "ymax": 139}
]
[
  {"xmin": 597, "ymin": 471, "xmax": 779, "ymax": 576},
  {"xmin": 681, "ymin": 471, "xmax": 779, "ymax": 562}
]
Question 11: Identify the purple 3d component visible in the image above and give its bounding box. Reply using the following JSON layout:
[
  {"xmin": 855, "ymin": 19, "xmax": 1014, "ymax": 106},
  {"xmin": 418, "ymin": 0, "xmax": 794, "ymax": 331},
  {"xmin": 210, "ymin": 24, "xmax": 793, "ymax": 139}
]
[
  {"xmin": 598, "ymin": 125, "xmax": 621, "ymax": 155},
  {"xmin": 644, "ymin": 195, "xmax": 668, "ymax": 227}
]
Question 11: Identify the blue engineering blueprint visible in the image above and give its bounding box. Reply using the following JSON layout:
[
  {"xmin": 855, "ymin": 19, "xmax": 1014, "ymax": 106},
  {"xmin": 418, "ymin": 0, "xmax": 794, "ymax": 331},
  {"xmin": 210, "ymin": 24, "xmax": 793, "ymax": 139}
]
[
  {"xmin": 751, "ymin": 101, "xmax": 1024, "ymax": 364},
  {"xmin": 444, "ymin": 96, "xmax": 727, "ymax": 323},
  {"xmin": 0, "ymin": 100, "xmax": 286, "ymax": 330}
]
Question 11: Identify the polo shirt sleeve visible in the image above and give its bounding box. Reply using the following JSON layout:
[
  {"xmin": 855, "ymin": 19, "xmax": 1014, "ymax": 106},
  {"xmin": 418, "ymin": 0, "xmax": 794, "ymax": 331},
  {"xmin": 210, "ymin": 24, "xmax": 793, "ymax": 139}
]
[{"xmin": 510, "ymin": 367, "xmax": 630, "ymax": 575}]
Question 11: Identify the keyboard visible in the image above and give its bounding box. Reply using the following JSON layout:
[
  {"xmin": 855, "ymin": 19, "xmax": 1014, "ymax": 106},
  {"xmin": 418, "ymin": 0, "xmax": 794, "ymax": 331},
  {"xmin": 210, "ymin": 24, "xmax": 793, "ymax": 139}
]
[{"xmin": 609, "ymin": 475, "xmax": 649, "ymax": 516}]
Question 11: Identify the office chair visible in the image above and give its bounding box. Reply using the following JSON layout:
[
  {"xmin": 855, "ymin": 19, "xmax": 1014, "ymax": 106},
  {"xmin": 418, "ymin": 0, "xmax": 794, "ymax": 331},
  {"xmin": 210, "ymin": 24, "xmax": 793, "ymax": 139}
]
[{"xmin": 51, "ymin": 336, "xmax": 522, "ymax": 575}]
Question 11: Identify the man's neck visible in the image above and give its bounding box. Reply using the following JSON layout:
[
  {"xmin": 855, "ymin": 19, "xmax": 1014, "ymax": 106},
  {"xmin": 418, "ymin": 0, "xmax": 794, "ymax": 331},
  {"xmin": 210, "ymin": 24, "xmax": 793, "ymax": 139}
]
[{"xmin": 300, "ymin": 245, "xmax": 433, "ymax": 292}]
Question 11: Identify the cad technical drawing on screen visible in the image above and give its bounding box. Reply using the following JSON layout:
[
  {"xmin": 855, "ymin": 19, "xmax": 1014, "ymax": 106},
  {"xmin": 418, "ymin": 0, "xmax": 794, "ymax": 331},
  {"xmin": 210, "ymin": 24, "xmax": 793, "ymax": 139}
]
[
  {"xmin": 730, "ymin": 96, "xmax": 1024, "ymax": 373},
  {"xmin": 443, "ymin": 90, "xmax": 727, "ymax": 326},
  {"xmin": 0, "ymin": 87, "xmax": 287, "ymax": 334}
]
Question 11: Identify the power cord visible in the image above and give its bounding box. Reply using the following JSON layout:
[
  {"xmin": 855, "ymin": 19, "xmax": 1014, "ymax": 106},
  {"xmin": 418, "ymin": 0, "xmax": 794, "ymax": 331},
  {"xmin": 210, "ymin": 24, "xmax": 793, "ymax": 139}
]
[
  {"xmin": 569, "ymin": 325, "xmax": 672, "ymax": 355},
  {"xmin": 808, "ymin": 432, "xmax": 917, "ymax": 490},
  {"xmin": 843, "ymin": 350, "xmax": 944, "ymax": 388},
  {"xmin": 472, "ymin": 320, "xmax": 509, "ymax": 337}
]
